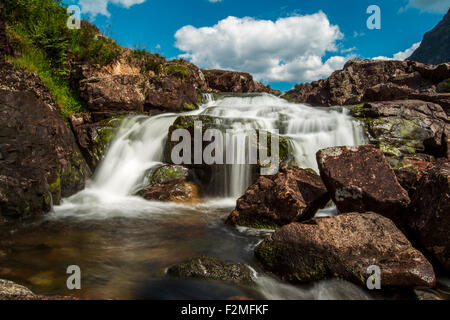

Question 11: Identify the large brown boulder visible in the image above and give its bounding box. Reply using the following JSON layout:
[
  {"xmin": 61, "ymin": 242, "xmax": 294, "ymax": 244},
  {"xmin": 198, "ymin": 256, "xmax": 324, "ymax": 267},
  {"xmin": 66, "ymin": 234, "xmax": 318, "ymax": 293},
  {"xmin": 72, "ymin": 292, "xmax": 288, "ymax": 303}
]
[
  {"xmin": 227, "ymin": 167, "xmax": 330, "ymax": 229},
  {"xmin": 316, "ymin": 145, "xmax": 410, "ymax": 224},
  {"xmin": 255, "ymin": 213, "xmax": 436, "ymax": 288},
  {"xmin": 409, "ymin": 160, "xmax": 450, "ymax": 272},
  {"xmin": 285, "ymin": 59, "xmax": 450, "ymax": 114},
  {"xmin": 0, "ymin": 63, "xmax": 91, "ymax": 220}
]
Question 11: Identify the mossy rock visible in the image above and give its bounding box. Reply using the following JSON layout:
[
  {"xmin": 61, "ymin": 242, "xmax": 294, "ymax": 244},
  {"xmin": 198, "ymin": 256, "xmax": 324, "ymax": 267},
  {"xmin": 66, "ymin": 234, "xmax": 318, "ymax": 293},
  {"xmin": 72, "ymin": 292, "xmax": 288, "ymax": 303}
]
[
  {"xmin": 148, "ymin": 165, "xmax": 189, "ymax": 185},
  {"xmin": 167, "ymin": 256, "xmax": 254, "ymax": 286}
]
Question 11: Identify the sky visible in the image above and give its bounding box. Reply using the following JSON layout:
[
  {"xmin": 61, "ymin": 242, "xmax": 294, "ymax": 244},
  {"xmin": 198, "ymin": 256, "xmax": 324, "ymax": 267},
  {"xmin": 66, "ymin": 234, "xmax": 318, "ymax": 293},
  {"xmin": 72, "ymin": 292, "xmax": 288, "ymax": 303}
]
[{"xmin": 64, "ymin": 0, "xmax": 449, "ymax": 91}]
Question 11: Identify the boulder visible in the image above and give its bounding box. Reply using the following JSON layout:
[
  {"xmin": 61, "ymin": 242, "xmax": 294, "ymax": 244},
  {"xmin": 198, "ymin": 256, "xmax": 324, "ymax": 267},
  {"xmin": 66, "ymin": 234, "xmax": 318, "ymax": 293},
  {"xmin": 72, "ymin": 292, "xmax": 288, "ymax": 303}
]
[
  {"xmin": 409, "ymin": 160, "xmax": 450, "ymax": 272},
  {"xmin": 255, "ymin": 213, "xmax": 436, "ymax": 288},
  {"xmin": 0, "ymin": 63, "xmax": 91, "ymax": 220},
  {"xmin": 350, "ymin": 100, "xmax": 449, "ymax": 158},
  {"xmin": 316, "ymin": 145, "xmax": 410, "ymax": 224},
  {"xmin": 167, "ymin": 256, "xmax": 254, "ymax": 286},
  {"xmin": 227, "ymin": 167, "xmax": 330, "ymax": 229},
  {"xmin": 139, "ymin": 178, "xmax": 201, "ymax": 203},
  {"xmin": 146, "ymin": 165, "xmax": 190, "ymax": 185}
]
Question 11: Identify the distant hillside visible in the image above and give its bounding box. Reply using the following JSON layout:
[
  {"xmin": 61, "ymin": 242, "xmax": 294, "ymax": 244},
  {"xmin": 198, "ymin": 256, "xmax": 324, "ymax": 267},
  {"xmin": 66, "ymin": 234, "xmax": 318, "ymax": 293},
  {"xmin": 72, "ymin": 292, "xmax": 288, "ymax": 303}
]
[{"xmin": 408, "ymin": 8, "xmax": 450, "ymax": 65}]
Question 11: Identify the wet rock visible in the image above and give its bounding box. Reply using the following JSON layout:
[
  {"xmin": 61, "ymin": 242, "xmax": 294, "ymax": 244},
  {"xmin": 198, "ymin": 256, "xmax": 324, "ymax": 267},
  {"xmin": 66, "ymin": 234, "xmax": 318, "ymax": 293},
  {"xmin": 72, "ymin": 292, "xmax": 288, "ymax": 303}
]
[
  {"xmin": 70, "ymin": 113, "xmax": 125, "ymax": 170},
  {"xmin": 255, "ymin": 213, "xmax": 436, "ymax": 288},
  {"xmin": 0, "ymin": 279, "xmax": 77, "ymax": 300},
  {"xmin": 167, "ymin": 256, "xmax": 254, "ymax": 286},
  {"xmin": 0, "ymin": 63, "xmax": 91, "ymax": 220},
  {"xmin": 139, "ymin": 178, "xmax": 201, "ymax": 203},
  {"xmin": 203, "ymin": 69, "xmax": 277, "ymax": 94},
  {"xmin": 147, "ymin": 165, "xmax": 189, "ymax": 185},
  {"xmin": 227, "ymin": 167, "xmax": 330, "ymax": 229},
  {"xmin": 316, "ymin": 145, "xmax": 410, "ymax": 224},
  {"xmin": 350, "ymin": 100, "xmax": 449, "ymax": 158},
  {"xmin": 409, "ymin": 160, "xmax": 450, "ymax": 272}
]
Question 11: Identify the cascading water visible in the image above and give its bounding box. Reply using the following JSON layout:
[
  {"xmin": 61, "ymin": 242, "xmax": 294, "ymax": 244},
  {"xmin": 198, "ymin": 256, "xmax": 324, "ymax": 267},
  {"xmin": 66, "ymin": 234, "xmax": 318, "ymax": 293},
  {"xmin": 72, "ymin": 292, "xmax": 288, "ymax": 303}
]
[{"xmin": 60, "ymin": 93, "xmax": 366, "ymax": 204}]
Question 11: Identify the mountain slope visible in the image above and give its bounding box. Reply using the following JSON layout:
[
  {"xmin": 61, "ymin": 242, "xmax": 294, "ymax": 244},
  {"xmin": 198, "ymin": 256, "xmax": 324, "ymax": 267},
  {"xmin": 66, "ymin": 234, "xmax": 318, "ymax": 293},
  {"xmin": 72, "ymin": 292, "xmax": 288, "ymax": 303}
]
[{"xmin": 408, "ymin": 8, "xmax": 450, "ymax": 65}]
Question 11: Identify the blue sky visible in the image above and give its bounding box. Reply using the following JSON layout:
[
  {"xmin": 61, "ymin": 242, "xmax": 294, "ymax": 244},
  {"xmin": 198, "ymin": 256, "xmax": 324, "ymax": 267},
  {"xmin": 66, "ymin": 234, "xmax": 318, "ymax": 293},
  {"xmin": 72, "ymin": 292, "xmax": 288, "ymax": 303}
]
[{"xmin": 65, "ymin": 0, "xmax": 449, "ymax": 91}]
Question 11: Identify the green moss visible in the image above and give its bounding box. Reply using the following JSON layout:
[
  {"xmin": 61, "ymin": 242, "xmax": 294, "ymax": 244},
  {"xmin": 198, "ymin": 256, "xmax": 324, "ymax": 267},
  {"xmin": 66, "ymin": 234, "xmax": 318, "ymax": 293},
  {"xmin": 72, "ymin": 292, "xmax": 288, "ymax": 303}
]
[{"xmin": 150, "ymin": 166, "xmax": 188, "ymax": 185}]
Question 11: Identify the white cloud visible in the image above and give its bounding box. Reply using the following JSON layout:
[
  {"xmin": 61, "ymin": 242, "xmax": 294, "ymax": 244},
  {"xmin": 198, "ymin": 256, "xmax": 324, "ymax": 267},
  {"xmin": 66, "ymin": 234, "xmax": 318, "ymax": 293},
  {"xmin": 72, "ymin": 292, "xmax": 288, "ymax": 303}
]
[
  {"xmin": 372, "ymin": 42, "xmax": 421, "ymax": 61},
  {"xmin": 175, "ymin": 12, "xmax": 350, "ymax": 82},
  {"xmin": 402, "ymin": 0, "xmax": 449, "ymax": 14},
  {"xmin": 78, "ymin": 0, "xmax": 146, "ymax": 17}
]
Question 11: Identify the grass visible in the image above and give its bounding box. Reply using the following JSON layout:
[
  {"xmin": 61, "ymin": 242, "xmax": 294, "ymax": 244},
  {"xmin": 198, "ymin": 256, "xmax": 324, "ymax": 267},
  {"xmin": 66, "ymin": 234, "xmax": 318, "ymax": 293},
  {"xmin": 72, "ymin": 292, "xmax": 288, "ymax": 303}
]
[{"xmin": 7, "ymin": 27, "xmax": 86, "ymax": 121}]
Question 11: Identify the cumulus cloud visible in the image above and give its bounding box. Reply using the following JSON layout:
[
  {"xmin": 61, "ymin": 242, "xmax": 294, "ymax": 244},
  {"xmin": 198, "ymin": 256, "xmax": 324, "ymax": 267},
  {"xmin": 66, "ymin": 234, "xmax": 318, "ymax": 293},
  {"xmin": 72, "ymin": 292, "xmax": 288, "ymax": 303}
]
[
  {"xmin": 78, "ymin": 0, "xmax": 146, "ymax": 17},
  {"xmin": 175, "ymin": 12, "xmax": 350, "ymax": 82},
  {"xmin": 402, "ymin": 0, "xmax": 449, "ymax": 13},
  {"xmin": 372, "ymin": 42, "xmax": 421, "ymax": 61}
]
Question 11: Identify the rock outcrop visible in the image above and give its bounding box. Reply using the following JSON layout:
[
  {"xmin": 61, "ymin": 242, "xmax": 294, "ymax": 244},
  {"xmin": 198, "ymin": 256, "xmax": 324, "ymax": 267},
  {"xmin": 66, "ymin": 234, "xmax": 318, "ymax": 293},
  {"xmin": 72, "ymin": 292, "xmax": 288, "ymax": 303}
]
[
  {"xmin": 284, "ymin": 59, "xmax": 450, "ymax": 113},
  {"xmin": 316, "ymin": 145, "xmax": 410, "ymax": 224},
  {"xmin": 227, "ymin": 167, "xmax": 330, "ymax": 229},
  {"xmin": 255, "ymin": 213, "xmax": 436, "ymax": 288},
  {"xmin": 203, "ymin": 69, "xmax": 278, "ymax": 94},
  {"xmin": 409, "ymin": 160, "xmax": 450, "ymax": 272},
  {"xmin": 167, "ymin": 256, "xmax": 254, "ymax": 286},
  {"xmin": 69, "ymin": 113, "xmax": 126, "ymax": 170},
  {"xmin": 0, "ymin": 63, "xmax": 91, "ymax": 220},
  {"xmin": 409, "ymin": 8, "xmax": 450, "ymax": 65}
]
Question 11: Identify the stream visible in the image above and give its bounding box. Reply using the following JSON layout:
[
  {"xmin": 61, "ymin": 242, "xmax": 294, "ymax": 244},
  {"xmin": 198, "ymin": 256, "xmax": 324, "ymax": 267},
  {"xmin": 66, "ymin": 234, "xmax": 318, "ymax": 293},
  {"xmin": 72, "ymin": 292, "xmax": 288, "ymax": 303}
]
[{"xmin": 1, "ymin": 93, "xmax": 447, "ymax": 300}]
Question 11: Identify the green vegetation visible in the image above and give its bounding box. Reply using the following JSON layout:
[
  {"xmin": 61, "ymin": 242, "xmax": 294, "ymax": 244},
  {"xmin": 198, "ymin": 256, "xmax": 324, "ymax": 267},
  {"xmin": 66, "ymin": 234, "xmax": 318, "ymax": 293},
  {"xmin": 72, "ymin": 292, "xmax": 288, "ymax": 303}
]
[
  {"xmin": 166, "ymin": 63, "xmax": 190, "ymax": 80},
  {"xmin": 127, "ymin": 48, "xmax": 166, "ymax": 75},
  {"xmin": 2, "ymin": 0, "xmax": 124, "ymax": 119},
  {"xmin": 70, "ymin": 21, "xmax": 122, "ymax": 66}
]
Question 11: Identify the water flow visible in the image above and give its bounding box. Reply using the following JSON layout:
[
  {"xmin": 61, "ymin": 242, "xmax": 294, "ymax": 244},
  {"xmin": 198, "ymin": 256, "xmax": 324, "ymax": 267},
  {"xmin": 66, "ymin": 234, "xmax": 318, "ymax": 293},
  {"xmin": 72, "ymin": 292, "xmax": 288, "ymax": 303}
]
[{"xmin": 57, "ymin": 93, "xmax": 366, "ymax": 214}]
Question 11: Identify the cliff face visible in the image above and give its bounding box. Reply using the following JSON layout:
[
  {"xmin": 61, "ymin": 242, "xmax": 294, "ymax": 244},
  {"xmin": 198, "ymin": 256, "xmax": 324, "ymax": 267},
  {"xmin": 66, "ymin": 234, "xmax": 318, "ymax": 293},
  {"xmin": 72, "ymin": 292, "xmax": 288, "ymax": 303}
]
[{"xmin": 408, "ymin": 8, "xmax": 450, "ymax": 65}]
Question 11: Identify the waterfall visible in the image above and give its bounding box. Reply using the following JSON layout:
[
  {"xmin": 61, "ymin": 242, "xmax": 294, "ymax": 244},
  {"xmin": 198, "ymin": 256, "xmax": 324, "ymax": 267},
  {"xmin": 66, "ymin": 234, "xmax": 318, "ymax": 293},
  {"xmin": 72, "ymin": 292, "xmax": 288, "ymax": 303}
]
[{"xmin": 55, "ymin": 93, "xmax": 366, "ymax": 216}]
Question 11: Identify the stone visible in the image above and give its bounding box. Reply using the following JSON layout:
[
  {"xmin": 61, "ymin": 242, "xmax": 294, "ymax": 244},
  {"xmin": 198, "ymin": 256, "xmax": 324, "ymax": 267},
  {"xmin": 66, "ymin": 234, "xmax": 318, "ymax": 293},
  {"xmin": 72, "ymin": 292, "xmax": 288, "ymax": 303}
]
[{"xmin": 255, "ymin": 213, "xmax": 436, "ymax": 288}]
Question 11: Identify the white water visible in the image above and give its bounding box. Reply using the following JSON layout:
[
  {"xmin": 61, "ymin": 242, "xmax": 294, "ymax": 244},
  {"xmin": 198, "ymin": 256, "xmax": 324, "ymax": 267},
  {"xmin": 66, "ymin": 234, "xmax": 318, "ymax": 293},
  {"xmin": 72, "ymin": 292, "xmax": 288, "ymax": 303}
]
[{"xmin": 55, "ymin": 93, "xmax": 366, "ymax": 217}]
